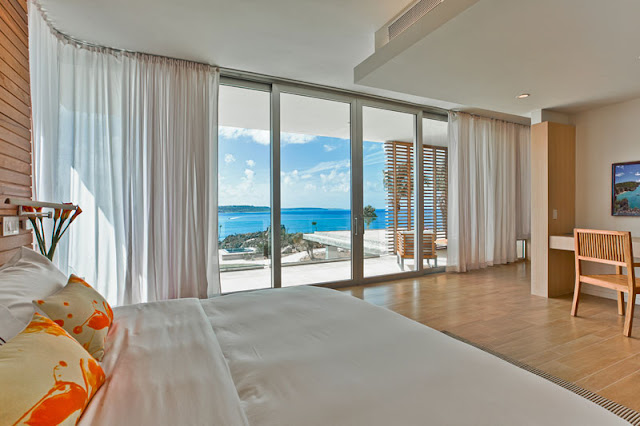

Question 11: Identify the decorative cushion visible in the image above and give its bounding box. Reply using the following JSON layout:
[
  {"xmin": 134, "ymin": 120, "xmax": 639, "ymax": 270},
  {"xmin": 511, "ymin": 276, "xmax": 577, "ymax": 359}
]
[
  {"xmin": 36, "ymin": 275, "xmax": 114, "ymax": 361},
  {"xmin": 0, "ymin": 313, "xmax": 105, "ymax": 426},
  {"xmin": 0, "ymin": 304, "xmax": 25, "ymax": 346},
  {"xmin": 0, "ymin": 247, "xmax": 67, "ymax": 325}
]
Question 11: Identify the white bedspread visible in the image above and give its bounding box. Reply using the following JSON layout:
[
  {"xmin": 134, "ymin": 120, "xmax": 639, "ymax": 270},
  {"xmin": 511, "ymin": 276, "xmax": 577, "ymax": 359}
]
[
  {"xmin": 202, "ymin": 286, "xmax": 627, "ymax": 426},
  {"xmin": 80, "ymin": 286, "xmax": 627, "ymax": 425},
  {"xmin": 78, "ymin": 298, "xmax": 248, "ymax": 426}
]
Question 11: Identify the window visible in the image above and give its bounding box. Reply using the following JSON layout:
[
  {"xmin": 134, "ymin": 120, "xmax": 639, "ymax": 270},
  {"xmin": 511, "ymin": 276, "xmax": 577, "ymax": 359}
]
[
  {"xmin": 218, "ymin": 84, "xmax": 272, "ymax": 292},
  {"xmin": 217, "ymin": 80, "xmax": 448, "ymax": 293}
]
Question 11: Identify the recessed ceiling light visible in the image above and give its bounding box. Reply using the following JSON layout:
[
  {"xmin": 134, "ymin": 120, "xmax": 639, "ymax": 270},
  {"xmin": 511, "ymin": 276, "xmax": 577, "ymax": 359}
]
[{"xmin": 516, "ymin": 93, "xmax": 530, "ymax": 99}]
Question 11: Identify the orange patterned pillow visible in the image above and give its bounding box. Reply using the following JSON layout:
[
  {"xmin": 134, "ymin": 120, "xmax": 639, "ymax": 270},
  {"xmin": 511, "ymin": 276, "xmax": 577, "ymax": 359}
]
[
  {"xmin": 0, "ymin": 313, "xmax": 105, "ymax": 425},
  {"xmin": 36, "ymin": 275, "xmax": 113, "ymax": 361}
]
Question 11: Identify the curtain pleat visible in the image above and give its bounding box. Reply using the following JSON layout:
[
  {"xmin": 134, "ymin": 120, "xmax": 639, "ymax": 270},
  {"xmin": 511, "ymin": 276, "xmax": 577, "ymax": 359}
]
[
  {"xmin": 29, "ymin": 2, "xmax": 220, "ymax": 305},
  {"xmin": 447, "ymin": 112, "xmax": 530, "ymax": 273}
]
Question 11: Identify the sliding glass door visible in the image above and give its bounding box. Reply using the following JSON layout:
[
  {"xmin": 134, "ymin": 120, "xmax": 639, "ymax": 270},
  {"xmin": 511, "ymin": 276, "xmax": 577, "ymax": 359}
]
[
  {"xmin": 280, "ymin": 91, "xmax": 353, "ymax": 286},
  {"xmin": 362, "ymin": 106, "xmax": 418, "ymax": 277},
  {"xmin": 217, "ymin": 79, "xmax": 446, "ymax": 293},
  {"xmin": 218, "ymin": 83, "xmax": 272, "ymax": 293},
  {"xmin": 422, "ymin": 117, "xmax": 448, "ymax": 269}
]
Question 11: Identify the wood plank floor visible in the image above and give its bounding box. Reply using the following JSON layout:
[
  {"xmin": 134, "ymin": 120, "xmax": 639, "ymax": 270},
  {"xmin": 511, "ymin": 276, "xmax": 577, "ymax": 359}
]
[{"xmin": 340, "ymin": 262, "xmax": 640, "ymax": 411}]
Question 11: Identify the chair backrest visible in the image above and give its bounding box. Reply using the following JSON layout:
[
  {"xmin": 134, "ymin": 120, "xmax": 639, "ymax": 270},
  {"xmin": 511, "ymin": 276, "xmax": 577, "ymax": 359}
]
[
  {"xmin": 395, "ymin": 230, "xmax": 436, "ymax": 258},
  {"xmin": 424, "ymin": 232, "xmax": 436, "ymax": 257},
  {"xmin": 574, "ymin": 228, "xmax": 634, "ymax": 272}
]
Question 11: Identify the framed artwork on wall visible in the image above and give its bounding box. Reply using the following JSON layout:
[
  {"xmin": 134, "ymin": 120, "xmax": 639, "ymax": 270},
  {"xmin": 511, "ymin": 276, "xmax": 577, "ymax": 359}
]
[{"xmin": 612, "ymin": 161, "xmax": 640, "ymax": 216}]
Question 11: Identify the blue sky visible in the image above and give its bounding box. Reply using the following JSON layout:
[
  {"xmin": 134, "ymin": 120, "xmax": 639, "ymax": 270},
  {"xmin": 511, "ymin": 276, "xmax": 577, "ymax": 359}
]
[
  {"xmin": 614, "ymin": 163, "xmax": 640, "ymax": 184},
  {"xmin": 218, "ymin": 126, "xmax": 387, "ymax": 209}
]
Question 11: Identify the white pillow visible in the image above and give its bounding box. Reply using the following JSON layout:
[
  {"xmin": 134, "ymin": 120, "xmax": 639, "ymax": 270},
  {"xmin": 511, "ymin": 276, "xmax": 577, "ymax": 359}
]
[
  {"xmin": 0, "ymin": 304, "xmax": 25, "ymax": 345},
  {"xmin": 0, "ymin": 247, "xmax": 67, "ymax": 325}
]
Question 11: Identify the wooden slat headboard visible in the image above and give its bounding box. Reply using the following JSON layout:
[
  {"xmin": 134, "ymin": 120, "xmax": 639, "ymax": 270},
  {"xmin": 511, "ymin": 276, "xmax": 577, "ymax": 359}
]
[{"xmin": 0, "ymin": 0, "xmax": 32, "ymax": 266}]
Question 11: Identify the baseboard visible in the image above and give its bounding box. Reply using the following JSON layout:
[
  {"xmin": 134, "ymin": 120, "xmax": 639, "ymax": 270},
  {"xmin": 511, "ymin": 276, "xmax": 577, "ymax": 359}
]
[{"xmin": 581, "ymin": 283, "xmax": 640, "ymax": 305}]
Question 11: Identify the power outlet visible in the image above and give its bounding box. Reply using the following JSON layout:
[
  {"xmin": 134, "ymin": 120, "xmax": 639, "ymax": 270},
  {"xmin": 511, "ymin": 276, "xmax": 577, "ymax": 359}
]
[{"xmin": 2, "ymin": 216, "xmax": 20, "ymax": 236}]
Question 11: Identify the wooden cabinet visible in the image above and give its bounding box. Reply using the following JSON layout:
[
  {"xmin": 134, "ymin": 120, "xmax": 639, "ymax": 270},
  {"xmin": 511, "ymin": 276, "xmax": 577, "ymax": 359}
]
[{"xmin": 531, "ymin": 122, "xmax": 576, "ymax": 297}]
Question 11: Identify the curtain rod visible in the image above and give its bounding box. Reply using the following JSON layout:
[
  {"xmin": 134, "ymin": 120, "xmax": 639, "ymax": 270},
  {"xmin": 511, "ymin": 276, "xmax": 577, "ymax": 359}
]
[
  {"xmin": 450, "ymin": 110, "xmax": 530, "ymax": 127},
  {"xmin": 32, "ymin": 1, "xmax": 448, "ymax": 118},
  {"xmin": 32, "ymin": 1, "xmax": 216, "ymax": 70},
  {"xmin": 33, "ymin": 1, "xmax": 529, "ymax": 125}
]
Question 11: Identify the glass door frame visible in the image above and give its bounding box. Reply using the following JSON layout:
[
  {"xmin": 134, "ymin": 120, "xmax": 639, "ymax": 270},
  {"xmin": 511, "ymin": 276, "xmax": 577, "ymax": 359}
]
[
  {"xmin": 221, "ymin": 76, "xmax": 444, "ymax": 292},
  {"xmin": 270, "ymin": 83, "xmax": 358, "ymax": 289},
  {"xmin": 357, "ymin": 99, "xmax": 426, "ymax": 282}
]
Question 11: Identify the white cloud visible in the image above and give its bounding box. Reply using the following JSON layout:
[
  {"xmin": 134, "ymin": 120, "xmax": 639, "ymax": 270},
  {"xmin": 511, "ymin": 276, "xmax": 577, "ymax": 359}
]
[
  {"xmin": 304, "ymin": 183, "xmax": 317, "ymax": 191},
  {"xmin": 282, "ymin": 133, "xmax": 316, "ymax": 145},
  {"xmin": 616, "ymin": 173, "xmax": 625, "ymax": 177},
  {"xmin": 224, "ymin": 154, "xmax": 236, "ymax": 164},
  {"xmin": 219, "ymin": 126, "xmax": 317, "ymax": 146},
  {"xmin": 246, "ymin": 159, "xmax": 256, "ymax": 167},
  {"xmin": 320, "ymin": 169, "xmax": 350, "ymax": 193},
  {"xmin": 301, "ymin": 159, "xmax": 350, "ymax": 175},
  {"xmin": 635, "ymin": 172, "xmax": 640, "ymax": 176},
  {"xmin": 218, "ymin": 167, "xmax": 267, "ymax": 206},
  {"xmin": 282, "ymin": 170, "xmax": 300, "ymax": 186},
  {"xmin": 323, "ymin": 144, "xmax": 336, "ymax": 152},
  {"xmin": 220, "ymin": 126, "xmax": 270, "ymax": 145},
  {"xmin": 364, "ymin": 150, "xmax": 385, "ymax": 166}
]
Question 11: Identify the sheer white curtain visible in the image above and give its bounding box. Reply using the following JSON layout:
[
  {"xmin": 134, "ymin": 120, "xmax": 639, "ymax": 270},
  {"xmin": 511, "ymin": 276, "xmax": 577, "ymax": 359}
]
[
  {"xmin": 447, "ymin": 111, "xmax": 530, "ymax": 273},
  {"xmin": 29, "ymin": 2, "xmax": 220, "ymax": 305}
]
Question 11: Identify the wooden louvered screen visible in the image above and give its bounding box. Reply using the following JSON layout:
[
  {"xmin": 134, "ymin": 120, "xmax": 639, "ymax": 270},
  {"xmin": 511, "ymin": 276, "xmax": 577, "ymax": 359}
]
[
  {"xmin": 384, "ymin": 141, "xmax": 413, "ymax": 254},
  {"xmin": 384, "ymin": 141, "xmax": 448, "ymax": 254},
  {"xmin": 0, "ymin": 0, "xmax": 32, "ymax": 265},
  {"xmin": 424, "ymin": 145, "xmax": 448, "ymax": 241}
]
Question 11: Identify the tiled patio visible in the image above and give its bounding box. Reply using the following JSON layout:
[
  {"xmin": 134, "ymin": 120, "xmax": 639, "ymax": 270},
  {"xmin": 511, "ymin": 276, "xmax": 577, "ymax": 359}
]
[{"xmin": 220, "ymin": 249, "xmax": 448, "ymax": 293}]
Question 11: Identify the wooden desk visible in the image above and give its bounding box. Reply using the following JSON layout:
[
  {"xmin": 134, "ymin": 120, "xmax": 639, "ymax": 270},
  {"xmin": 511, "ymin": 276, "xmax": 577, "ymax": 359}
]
[{"xmin": 550, "ymin": 234, "xmax": 640, "ymax": 255}]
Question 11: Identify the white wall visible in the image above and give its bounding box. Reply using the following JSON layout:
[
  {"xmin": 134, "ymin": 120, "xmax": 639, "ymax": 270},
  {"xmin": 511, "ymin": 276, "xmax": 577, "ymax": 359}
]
[{"xmin": 573, "ymin": 97, "xmax": 640, "ymax": 301}]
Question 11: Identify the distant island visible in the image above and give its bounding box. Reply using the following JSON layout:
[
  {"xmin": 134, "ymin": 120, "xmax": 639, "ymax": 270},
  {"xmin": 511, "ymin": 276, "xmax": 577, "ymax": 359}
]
[
  {"xmin": 219, "ymin": 205, "xmax": 270, "ymax": 213},
  {"xmin": 613, "ymin": 181, "xmax": 640, "ymax": 216},
  {"xmin": 219, "ymin": 205, "xmax": 335, "ymax": 213},
  {"xmin": 614, "ymin": 181, "xmax": 640, "ymax": 196}
]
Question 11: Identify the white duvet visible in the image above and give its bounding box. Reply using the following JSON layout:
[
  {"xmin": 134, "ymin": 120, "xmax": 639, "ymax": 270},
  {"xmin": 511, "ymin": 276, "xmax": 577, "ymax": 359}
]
[
  {"xmin": 81, "ymin": 286, "xmax": 627, "ymax": 425},
  {"xmin": 79, "ymin": 298, "xmax": 249, "ymax": 426}
]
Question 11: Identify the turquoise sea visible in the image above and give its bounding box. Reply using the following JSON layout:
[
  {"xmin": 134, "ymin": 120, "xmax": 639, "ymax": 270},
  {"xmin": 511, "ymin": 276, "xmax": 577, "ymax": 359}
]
[
  {"xmin": 618, "ymin": 186, "xmax": 640, "ymax": 209},
  {"xmin": 218, "ymin": 208, "xmax": 387, "ymax": 239}
]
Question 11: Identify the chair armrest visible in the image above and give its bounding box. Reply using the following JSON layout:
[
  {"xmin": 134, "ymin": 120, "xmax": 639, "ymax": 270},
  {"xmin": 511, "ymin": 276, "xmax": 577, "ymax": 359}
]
[{"xmin": 635, "ymin": 263, "xmax": 640, "ymax": 268}]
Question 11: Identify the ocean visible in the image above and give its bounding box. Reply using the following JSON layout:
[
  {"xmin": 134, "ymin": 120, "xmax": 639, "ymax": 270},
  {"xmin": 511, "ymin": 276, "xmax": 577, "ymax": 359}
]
[
  {"xmin": 218, "ymin": 208, "xmax": 388, "ymax": 239},
  {"xmin": 618, "ymin": 186, "xmax": 640, "ymax": 209}
]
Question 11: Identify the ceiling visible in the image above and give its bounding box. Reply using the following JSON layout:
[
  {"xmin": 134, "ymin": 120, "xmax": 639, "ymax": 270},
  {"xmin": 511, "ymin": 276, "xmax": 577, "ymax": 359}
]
[
  {"xmin": 355, "ymin": 0, "xmax": 640, "ymax": 117},
  {"xmin": 37, "ymin": 0, "xmax": 460, "ymax": 113},
  {"xmin": 38, "ymin": 0, "xmax": 637, "ymax": 121}
]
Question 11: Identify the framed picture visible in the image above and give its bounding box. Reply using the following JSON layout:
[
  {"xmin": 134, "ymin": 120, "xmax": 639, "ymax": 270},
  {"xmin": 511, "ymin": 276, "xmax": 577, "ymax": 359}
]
[{"xmin": 612, "ymin": 161, "xmax": 640, "ymax": 216}]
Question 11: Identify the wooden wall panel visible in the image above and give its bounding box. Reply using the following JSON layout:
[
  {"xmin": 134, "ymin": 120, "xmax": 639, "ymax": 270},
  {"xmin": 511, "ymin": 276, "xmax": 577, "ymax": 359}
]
[
  {"xmin": 530, "ymin": 122, "xmax": 576, "ymax": 298},
  {"xmin": 0, "ymin": 0, "xmax": 32, "ymax": 263}
]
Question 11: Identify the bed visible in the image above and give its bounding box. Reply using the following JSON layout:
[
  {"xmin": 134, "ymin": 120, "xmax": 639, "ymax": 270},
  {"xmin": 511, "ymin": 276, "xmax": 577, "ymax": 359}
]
[{"xmin": 79, "ymin": 285, "xmax": 628, "ymax": 426}]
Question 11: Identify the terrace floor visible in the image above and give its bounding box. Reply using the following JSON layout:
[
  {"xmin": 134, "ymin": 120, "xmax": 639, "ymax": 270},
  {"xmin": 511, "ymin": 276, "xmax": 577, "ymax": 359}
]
[
  {"xmin": 340, "ymin": 262, "xmax": 640, "ymax": 412},
  {"xmin": 219, "ymin": 249, "xmax": 448, "ymax": 293}
]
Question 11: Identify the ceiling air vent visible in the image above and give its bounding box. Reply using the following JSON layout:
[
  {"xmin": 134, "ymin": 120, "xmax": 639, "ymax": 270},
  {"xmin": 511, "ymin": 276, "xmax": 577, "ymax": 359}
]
[{"xmin": 388, "ymin": 0, "xmax": 443, "ymax": 41}]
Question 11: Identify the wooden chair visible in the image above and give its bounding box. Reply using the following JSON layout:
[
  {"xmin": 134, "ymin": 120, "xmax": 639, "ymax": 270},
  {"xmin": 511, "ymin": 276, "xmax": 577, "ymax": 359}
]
[
  {"xmin": 572, "ymin": 229, "xmax": 640, "ymax": 337},
  {"xmin": 396, "ymin": 230, "xmax": 437, "ymax": 270}
]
